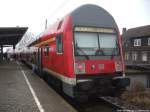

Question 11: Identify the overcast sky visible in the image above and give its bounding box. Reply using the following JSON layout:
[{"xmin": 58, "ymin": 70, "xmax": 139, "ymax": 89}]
[{"xmin": 0, "ymin": 0, "xmax": 150, "ymax": 35}]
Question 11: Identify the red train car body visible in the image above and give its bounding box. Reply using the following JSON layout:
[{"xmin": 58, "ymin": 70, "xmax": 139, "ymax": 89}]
[{"xmin": 21, "ymin": 4, "xmax": 130, "ymax": 99}]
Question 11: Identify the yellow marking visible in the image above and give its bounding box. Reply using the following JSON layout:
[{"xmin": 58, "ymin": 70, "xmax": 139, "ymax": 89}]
[
  {"xmin": 75, "ymin": 27, "xmax": 115, "ymax": 33},
  {"xmin": 35, "ymin": 38, "xmax": 55, "ymax": 47}
]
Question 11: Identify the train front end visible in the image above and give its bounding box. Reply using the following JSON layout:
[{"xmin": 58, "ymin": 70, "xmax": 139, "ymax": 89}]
[
  {"xmin": 73, "ymin": 26, "xmax": 129, "ymax": 98},
  {"xmin": 69, "ymin": 4, "xmax": 130, "ymax": 99}
]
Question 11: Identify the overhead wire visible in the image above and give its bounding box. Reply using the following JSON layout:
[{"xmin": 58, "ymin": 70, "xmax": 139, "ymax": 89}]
[{"xmin": 48, "ymin": 0, "xmax": 70, "ymax": 18}]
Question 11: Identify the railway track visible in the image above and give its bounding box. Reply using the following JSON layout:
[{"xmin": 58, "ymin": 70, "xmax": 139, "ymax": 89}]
[
  {"xmin": 63, "ymin": 96, "xmax": 127, "ymax": 112},
  {"xmin": 71, "ymin": 98, "xmax": 113, "ymax": 112},
  {"xmin": 100, "ymin": 96, "xmax": 126, "ymax": 111}
]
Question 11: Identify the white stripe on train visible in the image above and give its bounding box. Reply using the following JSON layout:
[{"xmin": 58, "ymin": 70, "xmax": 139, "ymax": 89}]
[{"xmin": 43, "ymin": 68, "xmax": 76, "ymax": 85}]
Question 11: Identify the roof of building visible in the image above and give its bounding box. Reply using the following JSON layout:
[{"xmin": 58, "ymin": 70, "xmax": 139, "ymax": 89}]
[
  {"xmin": 0, "ymin": 27, "xmax": 28, "ymax": 45},
  {"xmin": 123, "ymin": 25, "xmax": 150, "ymax": 38}
]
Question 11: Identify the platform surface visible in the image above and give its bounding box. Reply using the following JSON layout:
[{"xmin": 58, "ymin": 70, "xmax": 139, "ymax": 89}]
[{"xmin": 0, "ymin": 60, "xmax": 76, "ymax": 112}]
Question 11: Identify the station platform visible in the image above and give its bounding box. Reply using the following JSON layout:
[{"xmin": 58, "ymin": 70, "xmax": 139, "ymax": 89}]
[{"xmin": 0, "ymin": 60, "xmax": 76, "ymax": 112}]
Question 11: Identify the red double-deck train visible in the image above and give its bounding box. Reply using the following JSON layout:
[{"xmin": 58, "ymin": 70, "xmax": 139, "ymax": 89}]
[{"xmin": 20, "ymin": 4, "xmax": 130, "ymax": 100}]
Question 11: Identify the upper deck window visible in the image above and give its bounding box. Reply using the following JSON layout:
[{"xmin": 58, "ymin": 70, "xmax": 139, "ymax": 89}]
[
  {"xmin": 98, "ymin": 34, "xmax": 118, "ymax": 55},
  {"xmin": 74, "ymin": 30, "xmax": 119, "ymax": 56},
  {"xmin": 75, "ymin": 33, "xmax": 98, "ymax": 55},
  {"xmin": 56, "ymin": 34, "xmax": 63, "ymax": 53},
  {"xmin": 134, "ymin": 39, "xmax": 141, "ymax": 46}
]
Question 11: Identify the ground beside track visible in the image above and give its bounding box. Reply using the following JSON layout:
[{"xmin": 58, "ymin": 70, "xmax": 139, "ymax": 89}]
[{"xmin": 0, "ymin": 60, "xmax": 76, "ymax": 112}]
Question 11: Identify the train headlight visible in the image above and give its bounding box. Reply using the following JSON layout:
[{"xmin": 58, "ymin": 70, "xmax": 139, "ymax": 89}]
[
  {"xmin": 115, "ymin": 61, "xmax": 122, "ymax": 72},
  {"xmin": 75, "ymin": 63, "xmax": 86, "ymax": 74}
]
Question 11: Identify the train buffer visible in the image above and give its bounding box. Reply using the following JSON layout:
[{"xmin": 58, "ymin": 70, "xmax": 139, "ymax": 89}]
[{"xmin": 0, "ymin": 60, "xmax": 77, "ymax": 112}]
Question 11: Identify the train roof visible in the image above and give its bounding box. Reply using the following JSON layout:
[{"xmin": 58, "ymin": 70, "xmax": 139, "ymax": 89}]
[
  {"xmin": 70, "ymin": 4, "xmax": 118, "ymax": 30},
  {"xmin": 28, "ymin": 4, "xmax": 119, "ymax": 47}
]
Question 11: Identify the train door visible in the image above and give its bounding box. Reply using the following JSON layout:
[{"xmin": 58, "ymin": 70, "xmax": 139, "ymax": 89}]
[
  {"xmin": 37, "ymin": 48, "xmax": 43, "ymax": 73},
  {"xmin": 55, "ymin": 33, "xmax": 65, "ymax": 73}
]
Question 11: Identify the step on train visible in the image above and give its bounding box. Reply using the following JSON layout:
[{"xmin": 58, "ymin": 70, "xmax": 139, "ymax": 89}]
[{"xmin": 18, "ymin": 4, "xmax": 130, "ymax": 101}]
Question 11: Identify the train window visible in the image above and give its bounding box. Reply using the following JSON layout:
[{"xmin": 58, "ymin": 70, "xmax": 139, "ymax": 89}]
[
  {"xmin": 44, "ymin": 45, "xmax": 49, "ymax": 56},
  {"xmin": 75, "ymin": 32, "xmax": 98, "ymax": 55},
  {"xmin": 98, "ymin": 34, "xmax": 118, "ymax": 55},
  {"xmin": 74, "ymin": 32, "xmax": 119, "ymax": 56},
  {"xmin": 56, "ymin": 34, "xmax": 63, "ymax": 53}
]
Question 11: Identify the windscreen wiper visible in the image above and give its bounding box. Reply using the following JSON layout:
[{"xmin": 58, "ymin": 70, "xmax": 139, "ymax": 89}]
[
  {"xmin": 95, "ymin": 49, "xmax": 104, "ymax": 56},
  {"xmin": 75, "ymin": 42, "xmax": 90, "ymax": 60}
]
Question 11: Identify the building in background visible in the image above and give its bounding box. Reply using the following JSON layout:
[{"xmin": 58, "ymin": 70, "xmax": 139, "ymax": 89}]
[{"xmin": 122, "ymin": 25, "xmax": 150, "ymax": 69}]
